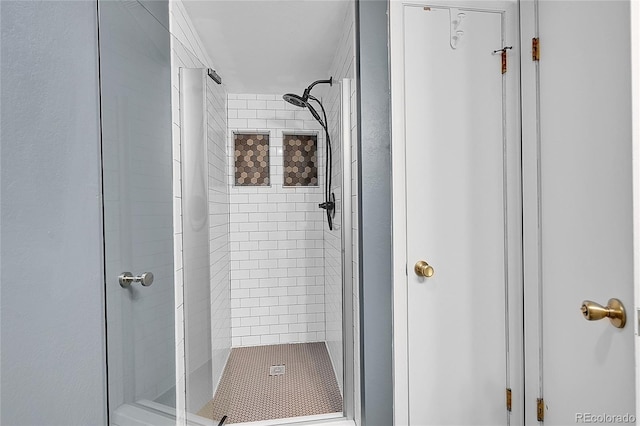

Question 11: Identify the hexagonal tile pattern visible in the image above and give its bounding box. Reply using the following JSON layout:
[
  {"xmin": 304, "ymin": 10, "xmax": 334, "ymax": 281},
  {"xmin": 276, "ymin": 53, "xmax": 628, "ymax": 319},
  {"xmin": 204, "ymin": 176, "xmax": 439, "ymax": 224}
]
[
  {"xmin": 196, "ymin": 342, "xmax": 342, "ymax": 423},
  {"xmin": 234, "ymin": 133, "xmax": 270, "ymax": 186},
  {"xmin": 283, "ymin": 134, "xmax": 318, "ymax": 187}
]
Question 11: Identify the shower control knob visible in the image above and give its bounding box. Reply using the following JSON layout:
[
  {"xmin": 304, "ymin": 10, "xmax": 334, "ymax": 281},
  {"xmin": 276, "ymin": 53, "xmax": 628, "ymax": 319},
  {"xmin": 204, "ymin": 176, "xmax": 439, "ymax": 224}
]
[
  {"xmin": 119, "ymin": 272, "xmax": 154, "ymax": 288},
  {"xmin": 319, "ymin": 201, "xmax": 335, "ymax": 211},
  {"xmin": 414, "ymin": 261, "xmax": 434, "ymax": 278}
]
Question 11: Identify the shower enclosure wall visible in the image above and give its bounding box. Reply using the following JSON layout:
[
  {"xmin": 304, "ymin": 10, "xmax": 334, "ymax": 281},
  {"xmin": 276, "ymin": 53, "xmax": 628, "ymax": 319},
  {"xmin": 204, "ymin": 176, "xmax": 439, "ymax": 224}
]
[
  {"xmin": 99, "ymin": 0, "xmax": 358, "ymax": 423},
  {"xmin": 99, "ymin": 1, "xmax": 177, "ymax": 417},
  {"xmin": 318, "ymin": 6, "xmax": 358, "ymax": 401},
  {"xmin": 169, "ymin": 1, "xmax": 231, "ymax": 416},
  {"xmin": 178, "ymin": 87, "xmax": 354, "ymax": 418},
  {"xmin": 179, "ymin": 67, "xmax": 231, "ymax": 414},
  {"xmin": 174, "ymin": 0, "xmax": 359, "ymax": 420}
]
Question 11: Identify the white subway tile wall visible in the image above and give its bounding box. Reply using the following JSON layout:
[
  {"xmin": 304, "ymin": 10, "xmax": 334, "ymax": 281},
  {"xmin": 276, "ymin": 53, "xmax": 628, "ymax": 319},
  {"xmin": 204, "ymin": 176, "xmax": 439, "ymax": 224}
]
[
  {"xmin": 206, "ymin": 77, "xmax": 231, "ymax": 398},
  {"xmin": 170, "ymin": 1, "xmax": 230, "ymax": 420},
  {"xmin": 317, "ymin": 3, "xmax": 359, "ymax": 417},
  {"xmin": 227, "ymin": 94, "xmax": 326, "ymax": 347}
]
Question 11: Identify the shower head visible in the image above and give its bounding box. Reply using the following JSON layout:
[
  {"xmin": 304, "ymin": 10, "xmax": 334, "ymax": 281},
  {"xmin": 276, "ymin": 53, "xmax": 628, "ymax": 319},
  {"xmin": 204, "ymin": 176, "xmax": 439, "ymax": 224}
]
[
  {"xmin": 282, "ymin": 77, "xmax": 333, "ymax": 107},
  {"xmin": 283, "ymin": 77, "xmax": 333, "ymax": 125},
  {"xmin": 283, "ymin": 93, "xmax": 308, "ymax": 108}
]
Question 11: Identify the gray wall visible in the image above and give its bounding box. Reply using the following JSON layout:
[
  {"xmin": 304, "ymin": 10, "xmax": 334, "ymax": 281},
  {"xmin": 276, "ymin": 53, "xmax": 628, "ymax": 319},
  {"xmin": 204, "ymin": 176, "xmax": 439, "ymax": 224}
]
[
  {"xmin": 355, "ymin": 1, "xmax": 393, "ymax": 425},
  {"xmin": 0, "ymin": 2, "xmax": 107, "ymax": 425}
]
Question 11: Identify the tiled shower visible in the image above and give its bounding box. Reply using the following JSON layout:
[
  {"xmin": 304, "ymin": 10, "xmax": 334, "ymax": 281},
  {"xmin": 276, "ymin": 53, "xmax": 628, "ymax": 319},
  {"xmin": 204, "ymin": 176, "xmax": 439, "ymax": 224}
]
[
  {"xmin": 169, "ymin": 0, "xmax": 359, "ymax": 423},
  {"xmin": 227, "ymin": 95, "xmax": 327, "ymax": 348}
]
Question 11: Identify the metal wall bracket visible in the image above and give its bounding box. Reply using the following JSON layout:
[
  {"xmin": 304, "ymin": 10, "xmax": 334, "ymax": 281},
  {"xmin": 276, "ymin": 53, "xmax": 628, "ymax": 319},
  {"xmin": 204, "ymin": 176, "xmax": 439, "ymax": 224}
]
[{"xmin": 207, "ymin": 68, "xmax": 222, "ymax": 84}]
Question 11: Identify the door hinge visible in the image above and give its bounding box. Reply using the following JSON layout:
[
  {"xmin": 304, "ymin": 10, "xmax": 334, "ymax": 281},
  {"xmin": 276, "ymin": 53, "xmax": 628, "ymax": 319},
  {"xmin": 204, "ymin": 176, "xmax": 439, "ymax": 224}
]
[
  {"xmin": 493, "ymin": 46, "xmax": 512, "ymax": 74},
  {"xmin": 532, "ymin": 38, "xmax": 540, "ymax": 61},
  {"xmin": 537, "ymin": 398, "xmax": 545, "ymax": 422},
  {"xmin": 501, "ymin": 49, "xmax": 508, "ymax": 74},
  {"xmin": 506, "ymin": 388, "xmax": 512, "ymax": 412}
]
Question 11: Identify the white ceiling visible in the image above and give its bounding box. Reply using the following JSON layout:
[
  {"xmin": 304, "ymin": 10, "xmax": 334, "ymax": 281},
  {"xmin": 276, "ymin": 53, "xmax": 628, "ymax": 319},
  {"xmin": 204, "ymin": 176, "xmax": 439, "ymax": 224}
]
[{"xmin": 182, "ymin": 0, "xmax": 350, "ymax": 94}]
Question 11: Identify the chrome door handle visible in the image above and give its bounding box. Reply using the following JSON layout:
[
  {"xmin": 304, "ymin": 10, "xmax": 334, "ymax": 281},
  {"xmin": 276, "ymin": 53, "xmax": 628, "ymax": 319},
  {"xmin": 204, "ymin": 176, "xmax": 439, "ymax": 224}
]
[
  {"xmin": 119, "ymin": 272, "xmax": 154, "ymax": 288},
  {"xmin": 580, "ymin": 298, "xmax": 626, "ymax": 329}
]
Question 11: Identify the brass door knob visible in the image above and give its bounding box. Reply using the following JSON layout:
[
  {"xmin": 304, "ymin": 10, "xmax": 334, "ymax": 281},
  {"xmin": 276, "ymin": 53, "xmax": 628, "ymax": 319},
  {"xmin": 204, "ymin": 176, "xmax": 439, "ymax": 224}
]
[
  {"xmin": 414, "ymin": 260, "xmax": 434, "ymax": 278},
  {"xmin": 580, "ymin": 298, "xmax": 626, "ymax": 329}
]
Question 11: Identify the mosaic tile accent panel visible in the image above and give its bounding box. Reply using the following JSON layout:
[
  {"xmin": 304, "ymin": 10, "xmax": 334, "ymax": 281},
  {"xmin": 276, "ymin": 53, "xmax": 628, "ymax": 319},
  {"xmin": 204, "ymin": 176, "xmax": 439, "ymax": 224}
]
[
  {"xmin": 283, "ymin": 134, "xmax": 318, "ymax": 187},
  {"xmin": 234, "ymin": 133, "xmax": 269, "ymax": 186}
]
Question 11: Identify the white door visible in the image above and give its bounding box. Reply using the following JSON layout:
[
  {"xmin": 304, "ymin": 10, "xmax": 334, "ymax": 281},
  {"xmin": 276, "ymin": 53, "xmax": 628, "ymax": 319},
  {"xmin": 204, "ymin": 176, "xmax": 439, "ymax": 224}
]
[
  {"xmin": 392, "ymin": 2, "xmax": 523, "ymax": 425},
  {"xmin": 521, "ymin": 1, "xmax": 636, "ymax": 424}
]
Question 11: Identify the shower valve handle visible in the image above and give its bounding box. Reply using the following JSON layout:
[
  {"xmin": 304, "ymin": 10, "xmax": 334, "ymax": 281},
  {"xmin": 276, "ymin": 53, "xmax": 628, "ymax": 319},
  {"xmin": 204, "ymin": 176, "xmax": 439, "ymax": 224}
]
[{"xmin": 319, "ymin": 201, "xmax": 335, "ymax": 211}]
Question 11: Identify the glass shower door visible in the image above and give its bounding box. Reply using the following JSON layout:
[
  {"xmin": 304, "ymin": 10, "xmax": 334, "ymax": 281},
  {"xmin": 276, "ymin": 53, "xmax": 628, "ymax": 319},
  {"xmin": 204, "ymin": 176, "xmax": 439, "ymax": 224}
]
[{"xmin": 98, "ymin": 1, "xmax": 178, "ymax": 422}]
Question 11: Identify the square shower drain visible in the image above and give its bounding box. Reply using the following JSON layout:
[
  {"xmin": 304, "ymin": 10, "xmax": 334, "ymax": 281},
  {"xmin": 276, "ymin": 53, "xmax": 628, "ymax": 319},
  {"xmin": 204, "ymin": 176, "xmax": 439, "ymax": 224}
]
[{"xmin": 269, "ymin": 365, "xmax": 285, "ymax": 376}]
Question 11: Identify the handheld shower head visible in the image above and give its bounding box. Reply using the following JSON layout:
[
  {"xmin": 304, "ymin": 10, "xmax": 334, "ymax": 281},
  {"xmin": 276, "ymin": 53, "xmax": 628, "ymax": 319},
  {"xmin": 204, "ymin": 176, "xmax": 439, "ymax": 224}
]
[
  {"xmin": 282, "ymin": 93, "xmax": 323, "ymax": 130},
  {"xmin": 281, "ymin": 77, "xmax": 335, "ymax": 230},
  {"xmin": 282, "ymin": 93, "xmax": 308, "ymax": 108},
  {"xmin": 282, "ymin": 77, "xmax": 333, "ymax": 108},
  {"xmin": 283, "ymin": 79, "xmax": 332, "ymax": 125}
]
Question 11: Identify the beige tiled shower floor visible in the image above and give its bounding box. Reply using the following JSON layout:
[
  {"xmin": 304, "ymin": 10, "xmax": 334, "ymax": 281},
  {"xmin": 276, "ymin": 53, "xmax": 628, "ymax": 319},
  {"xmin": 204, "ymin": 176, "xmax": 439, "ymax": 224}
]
[{"xmin": 197, "ymin": 342, "xmax": 343, "ymax": 424}]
